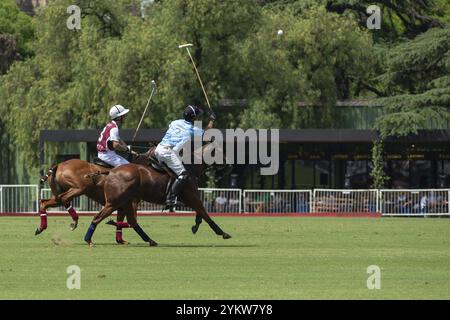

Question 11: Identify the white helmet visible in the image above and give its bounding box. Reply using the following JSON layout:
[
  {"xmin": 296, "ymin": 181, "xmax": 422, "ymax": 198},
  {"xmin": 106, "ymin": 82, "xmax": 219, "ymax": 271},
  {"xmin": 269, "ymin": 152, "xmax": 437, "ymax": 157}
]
[{"xmin": 109, "ymin": 105, "xmax": 129, "ymax": 120}]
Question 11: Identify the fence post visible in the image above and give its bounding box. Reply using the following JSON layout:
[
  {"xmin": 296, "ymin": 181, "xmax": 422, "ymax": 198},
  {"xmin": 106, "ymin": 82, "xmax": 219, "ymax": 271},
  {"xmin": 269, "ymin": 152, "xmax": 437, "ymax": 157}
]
[
  {"xmin": 312, "ymin": 189, "xmax": 316, "ymax": 213},
  {"xmin": 0, "ymin": 186, "xmax": 3, "ymax": 213},
  {"xmin": 309, "ymin": 190, "xmax": 312, "ymax": 213},
  {"xmin": 376, "ymin": 189, "xmax": 380, "ymax": 214},
  {"xmin": 239, "ymin": 189, "xmax": 242, "ymax": 213},
  {"xmin": 35, "ymin": 185, "xmax": 39, "ymax": 213},
  {"xmin": 447, "ymin": 190, "xmax": 450, "ymax": 214}
]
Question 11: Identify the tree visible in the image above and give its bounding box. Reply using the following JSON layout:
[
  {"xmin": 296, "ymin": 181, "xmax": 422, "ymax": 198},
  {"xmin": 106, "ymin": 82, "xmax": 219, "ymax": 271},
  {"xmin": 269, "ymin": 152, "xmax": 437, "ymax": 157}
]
[
  {"xmin": 0, "ymin": 34, "xmax": 21, "ymax": 74},
  {"xmin": 0, "ymin": 0, "xmax": 264, "ymax": 175},
  {"xmin": 0, "ymin": 0, "xmax": 34, "ymax": 74},
  {"xmin": 375, "ymin": 28, "xmax": 450, "ymax": 137},
  {"xmin": 370, "ymin": 139, "xmax": 389, "ymax": 189},
  {"xmin": 237, "ymin": 5, "xmax": 374, "ymax": 129},
  {"xmin": 0, "ymin": 0, "xmax": 140, "ymax": 175},
  {"xmin": 260, "ymin": 0, "xmax": 449, "ymax": 39},
  {"xmin": 3, "ymin": 0, "xmax": 446, "ymax": 181}
]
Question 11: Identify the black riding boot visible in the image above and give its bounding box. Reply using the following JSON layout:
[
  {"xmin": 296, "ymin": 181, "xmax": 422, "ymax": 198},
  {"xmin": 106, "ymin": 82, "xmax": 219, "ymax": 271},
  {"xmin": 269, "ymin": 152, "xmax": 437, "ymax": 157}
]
[{"xmin": 165, "ymin": 173, "xmax": 188, "ymax": 210}]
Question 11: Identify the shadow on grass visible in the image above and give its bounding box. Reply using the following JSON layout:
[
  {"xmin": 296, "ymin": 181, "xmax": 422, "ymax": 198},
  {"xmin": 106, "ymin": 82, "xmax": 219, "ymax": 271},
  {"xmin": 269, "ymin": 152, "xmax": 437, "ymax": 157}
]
[{"xmin": 72, "ymin": 243, "xmax": 258, "ymax": 248}]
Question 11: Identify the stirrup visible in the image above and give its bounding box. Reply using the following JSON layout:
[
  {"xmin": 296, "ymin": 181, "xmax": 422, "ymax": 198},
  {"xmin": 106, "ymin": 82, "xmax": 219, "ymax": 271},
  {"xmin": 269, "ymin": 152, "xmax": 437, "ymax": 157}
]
[{"xmin": 164, "ymin": 197, "xmax": 177, "ymax": 211}]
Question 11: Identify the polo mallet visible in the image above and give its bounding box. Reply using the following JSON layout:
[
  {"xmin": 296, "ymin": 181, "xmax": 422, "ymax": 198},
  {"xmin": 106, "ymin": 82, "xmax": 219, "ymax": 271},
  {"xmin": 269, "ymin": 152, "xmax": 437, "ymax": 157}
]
[
  {"xmin": 178, "ymin": 43, "xmax": 213, "ymax": 114},
  {"xmin": 132, "ymin": 80, "xmax": 157, "ymax": 142}
]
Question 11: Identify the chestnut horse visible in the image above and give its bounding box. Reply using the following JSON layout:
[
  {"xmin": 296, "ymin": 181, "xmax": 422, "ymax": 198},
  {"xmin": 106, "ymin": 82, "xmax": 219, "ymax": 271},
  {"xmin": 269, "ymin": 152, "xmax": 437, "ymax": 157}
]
[
  {"xmin": 37, "ymin": 152, "xmax": 152, "ymax": 243},
  {"xmin": 84, "ymin": 143, "xmax": 232, "ymax": 246}
]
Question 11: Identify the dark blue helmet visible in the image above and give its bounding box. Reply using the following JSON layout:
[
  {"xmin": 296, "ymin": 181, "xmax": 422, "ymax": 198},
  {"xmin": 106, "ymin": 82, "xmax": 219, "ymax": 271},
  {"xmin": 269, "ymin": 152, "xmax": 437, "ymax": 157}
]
[{"xmin": 183, "ymin": 105, "xmax": 203, "ymax": 122}]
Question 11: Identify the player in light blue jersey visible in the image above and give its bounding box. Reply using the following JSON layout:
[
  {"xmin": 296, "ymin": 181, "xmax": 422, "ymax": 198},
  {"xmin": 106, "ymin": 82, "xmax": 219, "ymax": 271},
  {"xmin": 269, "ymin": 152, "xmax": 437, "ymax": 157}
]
[{"xmin": 155, "ymin": 105, "xmax": 215, "ymax": 210}]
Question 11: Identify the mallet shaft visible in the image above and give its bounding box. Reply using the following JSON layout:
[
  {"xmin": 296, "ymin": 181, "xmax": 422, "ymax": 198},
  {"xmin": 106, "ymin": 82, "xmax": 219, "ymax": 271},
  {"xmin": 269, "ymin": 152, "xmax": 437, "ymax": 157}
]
[
  {"xmin": 184, "ymin": 47, "xmax": 213, "ymax": 113},
  {"xmin": 133, "ymin": 82, "xmax": 157, "ymax": 142}
]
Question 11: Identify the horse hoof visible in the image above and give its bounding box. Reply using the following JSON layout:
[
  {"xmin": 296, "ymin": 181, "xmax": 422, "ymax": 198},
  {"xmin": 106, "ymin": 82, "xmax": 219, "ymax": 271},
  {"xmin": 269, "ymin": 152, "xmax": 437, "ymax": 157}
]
[
  {"xmin": 86, "ymin": 241, "xmax": 95, "ymax": 247},
  {"xmin": 192, "ymin": 225, "xmax": 198, "ymax": 234},
  {"xmin": 117, "ymin": 240, "xmax": 129, "ymax": 245},
  {"xmin": 149, "ymin": 240, "xmax": 158, "ymax": 247},
  {"xmin": 222, "ymin": 233, "xmax": 232, "ymax": 240}
]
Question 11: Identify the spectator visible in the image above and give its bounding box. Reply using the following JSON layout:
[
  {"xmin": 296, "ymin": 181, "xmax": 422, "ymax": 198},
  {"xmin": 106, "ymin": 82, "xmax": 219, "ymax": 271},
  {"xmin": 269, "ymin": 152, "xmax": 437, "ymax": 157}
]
[
  {"xmin": 271, "ymin": 194, "xmax": 283, "ymax": 213},
  {"xmin": 397, "ymin": 192, "xmax": 411, "ymax": 214},
  {"xmin": 420, "ymin": 194, "xmax": 428, "ymax": 215},
  {"xmin": 295, "ymin": 194, "xmax": 309, "ymax": 213},
  {"xmin": 428, "ymin": 192, "xmax": 438, "ymax": 214},
  {"xmin": 228, "ymin": 197, "xmax": 240, "ymax": 213},
  {"xmin": 215, "ymin": 193, "xmax": 228, "ymax": 212}
]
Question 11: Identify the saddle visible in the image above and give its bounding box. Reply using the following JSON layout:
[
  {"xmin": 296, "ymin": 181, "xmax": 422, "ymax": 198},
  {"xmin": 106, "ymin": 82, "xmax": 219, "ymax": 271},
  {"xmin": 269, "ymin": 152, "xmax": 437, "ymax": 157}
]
[
  {"xmin": 147, "ymin": 147, "xmax": 178, "ymax": 199},
  {"xmin": 147, "ymin": 147, "xmax": 177, "ymax": 178},
  {"xmin": 93, "ymin": 157, "xmax": 114, "ymax": 169}
]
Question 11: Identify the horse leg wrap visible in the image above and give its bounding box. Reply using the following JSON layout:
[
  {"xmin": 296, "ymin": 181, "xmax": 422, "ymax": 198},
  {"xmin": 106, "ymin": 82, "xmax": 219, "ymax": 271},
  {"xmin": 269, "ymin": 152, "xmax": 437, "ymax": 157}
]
[
  {"xmin": 84, "ymin": 222, "xmax": 97, "ymax": 242},
  {"xmin": 116, "ymin": 228, "xmax": 124, "ymax": 243},
  {"xmin": 116, "ymin": 221, "xmax": 130, "ymax": 228},
  {"xmin": 39, "ymin": 210, "xmax": 47, "ymax": 230},
  {"xmin": 64, "ymin": 204, "xmax": 79, "ymax": 221},
  {"xmin": 133, "ymin": 225, "xmax": 150, "ymax": 242}
]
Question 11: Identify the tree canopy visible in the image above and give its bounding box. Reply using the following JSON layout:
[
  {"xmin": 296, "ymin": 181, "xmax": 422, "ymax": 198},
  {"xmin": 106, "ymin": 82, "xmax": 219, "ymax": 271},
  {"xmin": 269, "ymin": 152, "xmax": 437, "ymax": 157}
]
[
  {"xmin": 0, "ymin": 0, "xmax": 34, "ymax": 74},
  {"xmin": 0, "ymin": 0, "xmax": 448, "ymax": 176},
  {"xmin": 375, "ymin": 28, "xmax": 450, "ymax": 137}
]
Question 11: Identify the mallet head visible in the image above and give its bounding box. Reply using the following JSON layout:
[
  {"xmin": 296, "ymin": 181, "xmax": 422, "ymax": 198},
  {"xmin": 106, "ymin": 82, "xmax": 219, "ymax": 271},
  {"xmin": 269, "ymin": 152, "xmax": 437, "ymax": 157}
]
[
  {"xmin": 150, "ymin": 80, "xmax": 157, "ymax": 92},
  {"xmin": 179, "ymin": 43, "xmax": 193, "ymax": 49}
]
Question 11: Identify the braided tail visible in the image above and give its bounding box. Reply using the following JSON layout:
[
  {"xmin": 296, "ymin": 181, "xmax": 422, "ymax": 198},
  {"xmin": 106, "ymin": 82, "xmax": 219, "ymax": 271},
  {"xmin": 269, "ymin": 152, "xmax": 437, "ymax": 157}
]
[{"xmin": 40, "ymin": 166, "xmax": 56, "ymax": 186}]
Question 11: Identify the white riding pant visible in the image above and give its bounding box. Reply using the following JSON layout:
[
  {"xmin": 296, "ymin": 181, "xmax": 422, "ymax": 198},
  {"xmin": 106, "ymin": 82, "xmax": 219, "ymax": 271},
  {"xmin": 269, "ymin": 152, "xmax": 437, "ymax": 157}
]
[
  {"xmin": 98, "ymin": 151, "xmax": 129, "ymax": 167},
  {"xmin": 155, "ymin": 144, "xmax": 185, "ymax": 177}
]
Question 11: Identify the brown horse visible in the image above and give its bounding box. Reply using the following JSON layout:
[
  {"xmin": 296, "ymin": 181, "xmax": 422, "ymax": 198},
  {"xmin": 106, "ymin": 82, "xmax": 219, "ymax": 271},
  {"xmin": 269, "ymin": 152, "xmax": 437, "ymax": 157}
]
[
  {"xmin": 37, "ymin": 152, "xmax": 152, "ymax": 243},
  {"xmin": 84, "ymin": 143, "xmax": 232, "ymax": 246}
]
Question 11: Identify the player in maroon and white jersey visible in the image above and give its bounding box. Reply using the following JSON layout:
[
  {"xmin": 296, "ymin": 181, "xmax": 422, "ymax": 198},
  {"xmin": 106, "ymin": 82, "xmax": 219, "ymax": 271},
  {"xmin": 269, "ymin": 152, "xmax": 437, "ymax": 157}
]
[{"xmin": 97, "ymin": 105, "xmax": 136, "ymax": 167}]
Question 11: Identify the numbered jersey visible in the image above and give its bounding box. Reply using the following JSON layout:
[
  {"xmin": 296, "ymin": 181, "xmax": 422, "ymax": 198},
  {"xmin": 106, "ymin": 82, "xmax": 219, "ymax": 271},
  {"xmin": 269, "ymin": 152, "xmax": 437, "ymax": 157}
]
[
  {"xmin": 97, "ymin": 121, "xmax": 120, "ymax": 152},
  {"xmin": 159, "ymin": 119, "xmax": 204, "ymax": 152}
]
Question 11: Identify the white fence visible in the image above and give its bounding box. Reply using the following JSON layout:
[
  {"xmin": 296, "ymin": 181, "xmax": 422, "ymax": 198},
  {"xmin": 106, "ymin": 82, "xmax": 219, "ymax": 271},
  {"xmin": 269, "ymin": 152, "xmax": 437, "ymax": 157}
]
[
  {"xmin": 243, "ymin": 190, "xmax": 312, "ymax": 213},
  {"xmin": 313, "ymin": 189, "xmax": 379, "ymax": 214},
  {"xmin": 198, "ymin": 188, "xmax": 242, "ymax": 213},
  {"xmin": 379, "ymin": 189, "xmax": 450, "ymax": 217},
  {"xmin": 1, "ymin": 185, "xmax": 449, "ymax": 217},
  {"xmin": 0, "ymin": 185, "xmax": 39, "ymax": 213},
  {"xmin": 40, "ymin": 187, "xmax": 242, "ymax": 214}
]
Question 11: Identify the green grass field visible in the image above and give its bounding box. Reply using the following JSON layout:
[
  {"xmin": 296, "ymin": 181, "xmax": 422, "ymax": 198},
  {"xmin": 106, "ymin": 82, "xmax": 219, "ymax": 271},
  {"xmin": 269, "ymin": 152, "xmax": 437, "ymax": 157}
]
[{"xmin": 0, "ymin": 216, "xmax": 449, "ymax": 299}]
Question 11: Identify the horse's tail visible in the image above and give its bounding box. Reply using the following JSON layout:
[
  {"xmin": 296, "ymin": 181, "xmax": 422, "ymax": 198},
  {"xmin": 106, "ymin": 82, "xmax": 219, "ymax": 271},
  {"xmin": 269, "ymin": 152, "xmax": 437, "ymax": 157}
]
[
  {"xmin": 40, "ymin": 165, "xmax": 62, "ymax": 195},
  {"xmin": 40, "ymin": 165, "xmax": 57, "ymax": 187}
]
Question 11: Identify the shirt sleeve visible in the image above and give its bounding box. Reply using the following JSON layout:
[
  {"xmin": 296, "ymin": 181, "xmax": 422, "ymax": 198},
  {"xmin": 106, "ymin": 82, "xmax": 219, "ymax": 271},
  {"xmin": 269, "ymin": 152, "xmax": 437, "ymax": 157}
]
[{"xmin": 109, "ymin": 127, "xmax": 120, "ymax": 141}]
